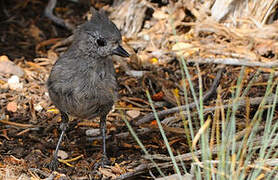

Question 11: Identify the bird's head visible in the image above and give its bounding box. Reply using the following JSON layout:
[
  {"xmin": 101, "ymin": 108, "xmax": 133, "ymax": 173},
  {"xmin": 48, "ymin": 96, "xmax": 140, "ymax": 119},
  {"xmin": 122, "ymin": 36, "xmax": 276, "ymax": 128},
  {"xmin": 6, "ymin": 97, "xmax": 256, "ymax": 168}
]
[{"xmin": 74, "ymin": 8, "xmax": 129, "ymax": 58}]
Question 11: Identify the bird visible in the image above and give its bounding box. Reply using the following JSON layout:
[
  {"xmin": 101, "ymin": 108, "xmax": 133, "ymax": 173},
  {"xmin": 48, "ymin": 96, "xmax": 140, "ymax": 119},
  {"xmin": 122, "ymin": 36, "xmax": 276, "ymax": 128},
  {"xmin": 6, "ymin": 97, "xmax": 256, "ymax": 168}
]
[{"xmin": 47, "ymin": 8, "xmax": 129, "ymax": 170}]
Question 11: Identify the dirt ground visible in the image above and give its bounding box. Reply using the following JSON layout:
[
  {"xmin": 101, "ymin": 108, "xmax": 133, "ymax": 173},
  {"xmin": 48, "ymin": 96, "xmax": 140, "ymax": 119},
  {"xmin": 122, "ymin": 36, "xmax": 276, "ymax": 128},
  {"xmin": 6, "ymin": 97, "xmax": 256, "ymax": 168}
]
[
  {"xmin": 0, "ymin": 1, "xmax": 189, "ymax": 179},
  {"xmin": 0, "ymin": 0, "xmax": 276, "ymax": 179}
]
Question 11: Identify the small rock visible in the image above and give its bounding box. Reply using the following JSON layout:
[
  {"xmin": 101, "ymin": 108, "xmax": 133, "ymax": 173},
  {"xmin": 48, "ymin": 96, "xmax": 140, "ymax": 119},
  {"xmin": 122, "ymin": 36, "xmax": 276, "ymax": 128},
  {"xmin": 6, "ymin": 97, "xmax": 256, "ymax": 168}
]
[
  {"xmin": 34, "ymin": 104, "xmax": 43, "ymax": 112},
  {"xmin": 143, "ymin": 34, "xmax": 150, "ymax": 41},
  {"xmin": 8, "ymin": 75, "xmax": 23, "ymax": 90},
  {"xmin": 126, "ymin": 110, "xmax": 140, "ymax": 119},
  {"xmin": 126, "ymin": 70, "xmax": 146, "ymax": 77},
  {"xmin": 0, "ymin": 55, "xmax": 24, "ymax": 77},
  {"xmin": 85, "ymin": 129, "xmax": 100, "ymax": 137},
  {"xmin": 7, "ymin": 101, "xmax": 17, "ymax": 112},
  {"xmin": 57, "ymin": 150, "xmax": 68, "ymax": 160}
]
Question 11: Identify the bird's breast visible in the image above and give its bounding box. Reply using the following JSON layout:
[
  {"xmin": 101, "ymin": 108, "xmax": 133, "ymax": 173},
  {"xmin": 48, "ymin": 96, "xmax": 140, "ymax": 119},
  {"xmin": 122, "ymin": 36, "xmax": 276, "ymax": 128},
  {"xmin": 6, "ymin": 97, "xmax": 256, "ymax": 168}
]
[{"xmin": 68, "ymin": 61, "xmax": 118, "ymax": 118}]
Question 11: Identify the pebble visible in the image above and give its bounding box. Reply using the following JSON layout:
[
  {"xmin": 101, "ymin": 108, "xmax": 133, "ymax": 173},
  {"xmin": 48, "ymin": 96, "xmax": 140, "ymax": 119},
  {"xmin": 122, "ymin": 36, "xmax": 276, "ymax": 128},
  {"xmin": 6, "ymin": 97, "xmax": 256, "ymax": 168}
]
[
  {"xmin": 8, "ymin": 75, "xmax": 23, "ymax": 90},
  {"xmin": 85, "ymin": 129, "xmax": 100, "ymax": 137},
  {"xmin": 0, "ymin": 55, "xmax": 24, "ymax": 77},
  {"xmin": 34, "ymin": 104, "xmax": 43, "ymax": 112},
  {"xmin": 57, "ymin": 150, "xmax": 68, "ymax": 160}
]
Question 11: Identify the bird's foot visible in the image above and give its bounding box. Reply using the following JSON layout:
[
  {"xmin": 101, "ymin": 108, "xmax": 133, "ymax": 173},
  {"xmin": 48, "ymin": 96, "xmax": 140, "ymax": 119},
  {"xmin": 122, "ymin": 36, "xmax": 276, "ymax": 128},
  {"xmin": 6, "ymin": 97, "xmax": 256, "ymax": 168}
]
[
  {"xmin": 93, "ymin": 155, "xmax": 111, "ymax": 170},
  {"xmin": 48, "ymin": 157, "xmax": 59, "ymax": 171}
]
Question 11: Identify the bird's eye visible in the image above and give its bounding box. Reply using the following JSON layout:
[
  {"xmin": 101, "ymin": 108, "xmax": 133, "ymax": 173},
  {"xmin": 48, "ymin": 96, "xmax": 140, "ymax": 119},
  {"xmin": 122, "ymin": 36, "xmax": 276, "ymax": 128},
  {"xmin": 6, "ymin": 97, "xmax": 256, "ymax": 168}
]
[{"xmin": 96, "ymin": 38, "xmax": 107, "ymax": 47}]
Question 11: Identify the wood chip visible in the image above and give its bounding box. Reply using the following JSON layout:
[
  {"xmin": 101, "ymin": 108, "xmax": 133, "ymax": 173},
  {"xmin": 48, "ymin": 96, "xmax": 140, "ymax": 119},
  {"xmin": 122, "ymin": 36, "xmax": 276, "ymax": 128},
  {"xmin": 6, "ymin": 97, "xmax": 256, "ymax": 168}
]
[
  {"xmin": 126, "ymin": 110, "xmax": 140, "ymax": 119},
  {"xmin": 7, "ymin": 101, "xmax": 17, "ymax": 112}
]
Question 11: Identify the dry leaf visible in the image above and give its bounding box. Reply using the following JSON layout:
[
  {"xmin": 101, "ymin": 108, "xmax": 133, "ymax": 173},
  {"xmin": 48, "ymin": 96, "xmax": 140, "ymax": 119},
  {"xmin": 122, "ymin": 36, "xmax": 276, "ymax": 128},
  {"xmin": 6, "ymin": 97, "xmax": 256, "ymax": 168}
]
[
  {"xmin": 150, "ymin": 120, "xmax": 157, "ymax": 126},
  {"xmin": 99, "ymin": 168, "xmax": 116, "ymax": 179},
  {"xmin": 57, "ymin": 150, "xmax": 68, "ymax": 160},
  {"xmin": 126, "ymin": 110, "xmax": 140, "ymax": 119},
  {"xmin": 172, "ymin": 42, "xmax": 199, "ymax": 57},
  {"xmin": 172, "ymin": 42, "xmax": 192, "ymax": 49},
  {"xmin": 152, "ymin": 91, "xmax": 164, "ymax": 101},
  {"xmin": 111, "ymin": 163, "xmax": 126, "ymax": 174}
]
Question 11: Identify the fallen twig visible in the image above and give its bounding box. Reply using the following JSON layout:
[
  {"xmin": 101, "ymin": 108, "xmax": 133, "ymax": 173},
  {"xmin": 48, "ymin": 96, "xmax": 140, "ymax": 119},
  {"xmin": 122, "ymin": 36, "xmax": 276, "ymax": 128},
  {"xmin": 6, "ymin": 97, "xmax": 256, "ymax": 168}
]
[
  {"xmin": 145, "ymin": 136, "xmax": 278, "ymax": 162},
  {"xmin": 187, "ymin": 57, "xmax": 278, "ymax": 68},
  {"xmin": 29, "ymin": 168, "xmax": 50, "ymax": 178},
  {"xmin": 177, "ymin": 95, "xmax": 274, "ymax": 119},
  {"xmin": 0, "ymin": 119, "xmax": 33, "ymax": 128},
  {"xmin": 114, "ymin": 164, "xmax": 148, "ymax": 180},
  {"xmin": 136, "ymin": 67, "xmax": 225, "ymax": 125},
  {"xmin": 44, "ymin": 0, "xmax": 75, "ymax": 30}
]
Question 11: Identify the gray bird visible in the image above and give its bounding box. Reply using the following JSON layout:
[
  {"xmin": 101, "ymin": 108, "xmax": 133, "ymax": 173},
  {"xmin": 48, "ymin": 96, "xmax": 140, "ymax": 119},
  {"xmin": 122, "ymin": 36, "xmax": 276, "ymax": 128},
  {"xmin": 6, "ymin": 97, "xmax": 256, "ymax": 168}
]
[{"xmin": 47, "ymin": 8, "xmax": 129, "ymax": 170}]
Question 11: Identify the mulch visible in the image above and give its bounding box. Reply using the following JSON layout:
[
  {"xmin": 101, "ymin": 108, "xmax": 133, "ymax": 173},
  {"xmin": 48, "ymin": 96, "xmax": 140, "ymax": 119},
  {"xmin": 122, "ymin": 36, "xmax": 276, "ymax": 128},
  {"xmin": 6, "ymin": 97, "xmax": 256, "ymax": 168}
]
[{"xmin": 0, "ymin": 0, "xmax": 275, "ymax": 179}]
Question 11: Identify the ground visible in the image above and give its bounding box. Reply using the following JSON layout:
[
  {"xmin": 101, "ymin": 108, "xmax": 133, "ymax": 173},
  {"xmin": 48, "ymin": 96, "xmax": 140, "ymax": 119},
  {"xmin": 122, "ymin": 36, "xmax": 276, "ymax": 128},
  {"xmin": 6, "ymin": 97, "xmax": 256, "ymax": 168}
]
[{"xmin": 0, "ymin": 0, "xmax": 277, "ymax": 179}]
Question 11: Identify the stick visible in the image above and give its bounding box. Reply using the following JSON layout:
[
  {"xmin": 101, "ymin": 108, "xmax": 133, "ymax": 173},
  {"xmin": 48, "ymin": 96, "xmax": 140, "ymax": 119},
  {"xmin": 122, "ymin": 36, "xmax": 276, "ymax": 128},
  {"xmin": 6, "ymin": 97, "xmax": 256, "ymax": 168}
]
[
  {"xmin": 44, "ymin": 0, "xmax": 75, "ymax": 30},
  {"xmin": 187, "ymin": 57, "xmax": 278, "ymax": 68},
  {"xmin": 135, "ymin": 67, "xmax": 225, "ymax": 125}
]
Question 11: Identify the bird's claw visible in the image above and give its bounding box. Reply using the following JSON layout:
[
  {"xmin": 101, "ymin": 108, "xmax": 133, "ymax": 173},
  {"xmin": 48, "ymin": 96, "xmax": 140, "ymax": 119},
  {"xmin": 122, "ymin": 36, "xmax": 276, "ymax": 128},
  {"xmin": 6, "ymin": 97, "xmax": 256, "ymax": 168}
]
[
  {"xmin": 93, "ymin": 155, "xmax": 110, "ymax": 170},
  {"xmin": 48, "ymin": 157, "xmax": 59, "ymax": 171}
]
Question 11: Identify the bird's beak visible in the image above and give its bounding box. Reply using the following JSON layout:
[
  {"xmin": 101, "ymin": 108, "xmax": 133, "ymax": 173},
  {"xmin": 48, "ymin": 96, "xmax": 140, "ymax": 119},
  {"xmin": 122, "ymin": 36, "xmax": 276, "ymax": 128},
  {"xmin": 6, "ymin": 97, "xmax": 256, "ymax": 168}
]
[{"xmin": 112, "ymin": 45, "xmax": 130, "ymax": 57}]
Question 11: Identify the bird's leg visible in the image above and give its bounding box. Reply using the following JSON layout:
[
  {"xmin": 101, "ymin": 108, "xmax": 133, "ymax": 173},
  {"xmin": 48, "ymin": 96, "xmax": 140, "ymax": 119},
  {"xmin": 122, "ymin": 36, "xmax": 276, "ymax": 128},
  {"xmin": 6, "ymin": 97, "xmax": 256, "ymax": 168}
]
[
  {"xmin": 49, "ymin": 111, "xmax": 69, "ymax": 170},
  {"xmin": 92, "ymin": 115, "xmax": 110, "ymax": 171},
  {"xmin": 99, "ymin": 115, "xmax": 110, "ymax": 167}
]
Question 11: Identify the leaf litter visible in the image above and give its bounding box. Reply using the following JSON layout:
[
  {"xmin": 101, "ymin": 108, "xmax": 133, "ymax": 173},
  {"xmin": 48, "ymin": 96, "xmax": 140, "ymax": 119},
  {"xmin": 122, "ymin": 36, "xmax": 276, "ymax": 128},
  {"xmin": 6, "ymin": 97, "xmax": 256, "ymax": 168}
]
[{"xmin": 0, "ymin": 0, "xmax": 278, "ymax": 179}]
